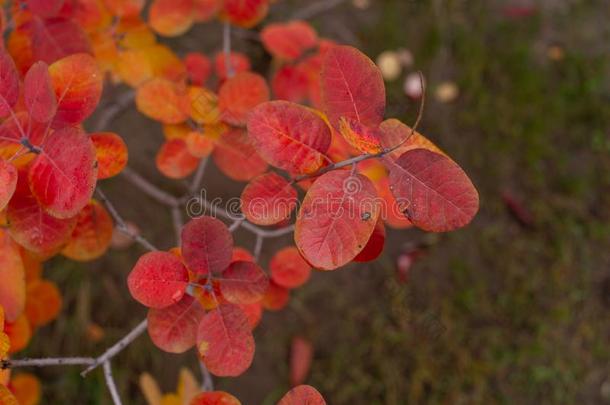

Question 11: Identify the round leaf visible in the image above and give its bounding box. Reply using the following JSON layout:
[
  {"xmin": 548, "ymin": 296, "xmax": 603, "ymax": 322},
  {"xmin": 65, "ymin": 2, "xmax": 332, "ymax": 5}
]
[
  {"xmin": 147, "ymin": 295, "xmax": 205, "ymax": 353},
  {"xmin": 270, "ymin": 247, "xmax": 311, "ymax": 289},
  {"xmin": 181, "ymin": 217, "xmax": 233, "ymax": 275},
  {"xmin": 240, "ymin": 172, "xmax": 297, "ymax": 226},
  {"xmin": 219, "ymin": 261, "xmax": 269, "ymax": 304}
]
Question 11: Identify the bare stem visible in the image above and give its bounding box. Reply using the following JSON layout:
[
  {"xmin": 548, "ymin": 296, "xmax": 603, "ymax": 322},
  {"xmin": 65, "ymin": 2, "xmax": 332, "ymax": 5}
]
[
  {"xmin": 121, "ymin": 167, "xmax": 179, "ymax": 207},
  {"xmin": 81, "ymin": 319, "xmax": 148, "ymax": 377},
  {"xmin": 254, "ymin": 235, "xmax": 264, "ymax": 261},
  {"xmin": 171, "ymin": 206, "xmax": 184, "ymax": 245},
  {"xmin": 96, "ymin": 188, "xmax": 157, "ymax": 252},
  {"xmin": 189, "ymin": 158, "xmax": 209, "ymax": 195},
  {"xmin": 93, "ymin": 91, "xmax": 135, "ymax": 132},
  {"xmin": 103, "ymin": 361, "xmax": 123, "ymax": 405},
  {"xmin": 292, "ymin": 0, "xmax": 348, "ymax": 20},
  {"xmin": 223, "ymin": 22, "xmax": 235, "ymax": 77},
  {"xmin": 2, "ymin": 357, "xmax": 95, "ymax": 369},
  {"xmin": 199, "ymin": 361, "xmax": 214, "ymax": 392}
]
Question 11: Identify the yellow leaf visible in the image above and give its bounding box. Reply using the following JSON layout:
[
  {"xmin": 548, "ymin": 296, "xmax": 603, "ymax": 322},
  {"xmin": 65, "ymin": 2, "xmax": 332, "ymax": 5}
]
[
  {"xmin": 177, "ymin": 368, "xmax": 199, "ymax": 405},
  {"xmin": 140, "ymin": 373, "xmax": 162, "ymax": 405},
  {"xmin": 0, "ymin": 384, "xmax": 18, "ymax": 405}
]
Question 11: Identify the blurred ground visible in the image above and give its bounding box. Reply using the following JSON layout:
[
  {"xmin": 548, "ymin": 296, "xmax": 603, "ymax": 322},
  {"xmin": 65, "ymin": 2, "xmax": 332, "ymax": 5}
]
[{"xmin": 20, "ymin": 0, "xmax": 610, "ymax": 404}]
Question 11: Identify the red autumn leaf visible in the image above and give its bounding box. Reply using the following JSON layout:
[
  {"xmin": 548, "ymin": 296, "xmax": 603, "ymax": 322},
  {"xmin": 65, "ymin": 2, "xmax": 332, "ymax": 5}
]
[
  {"xmin": 147, "ymin": 295, "xmax": 205, "ymax": 353},
  {"xmin": 261, "ymin": 281, "xmax": 289, "ymax": 311},
  {"xmin": 185, "ymin": 52, "xmax": 212, "ymax": 86},
  {"xmin": 219, "ymin": 261, "xmax": 269, "ymax": 304},
  {"xmin": 295, "ymin": 170, "xmax": 381, "ymax": 270},
  {"xmin": 272, "ymin": 65, "xmax": 309, "ymax": 103},
  {"xmin": 353, "ymin": 217, "xmax": 385, "ymax": 262},
  {"xmin": 261, "ymin": 21, "xmax": 318, "ymax": 61},
  {"xmin": 0, "ymin": 230, "xmax": 25, "ymax": 322},
  {"xmin": 149, "ymin": 0, "xmax": 194, "ymax": 37},
  {"xmin": 136, "ymin": 78, "xmax": 190, "ymax": 124},
  {"xmin": 24, "ymin": 61, "xmax": 57, "ymax": 123},
  {"xmin": 247, "ymin": 101, "xmax": 332, "ymax": 174},
  {"xmin": 0, "ymin": 159, "xmax": 17, "ymax": 211},
  {"xmin": 212, "ymin": 129, "xmax": 268, "ymax": 182},
  {"xmin": 240, "ymin": 172, "xmax": 297, "ymax": 226},
  {"xmin": 61, "ymin": 199, "xmax": 113, "ymax": 261},
  {"xmin": 190, "ymin": 391, "xmax": 241, "ymax": 405},
  {"xmin": 214, "ymin": 51, "xmax": 250, "ymax": 80},
  {"xmin": 156, "ymin": 138, "xmax": 200, "ymax": 179},
  {"xmin": 221, "ymin": 0, "xmax": 269, "ymax": 28},
  {"xmin": 127, "ymin": 251, "xmax": 190, "ymax": 308},
  {"xmin": 219, "ymin": 72, "xmax": 269, "ymax": 126},
  {"xmin": 30, "ymin": 17, "xmax": 91, "ymax": 65},
  {"xmin": 185, "ymin": 131, "xmax": 215, "ymax": 158},
  {"xmin": 270, "ymin": 247, "xmax": 311, "ymax": 289},
  {"xmin": 103, "ymin": 0, "xmax": 145, "ymax": 17},
  {"xmin": 239, "ymin": 302, "xmax": 262, "ymax": 329},
  {"xmin": 181, "ymin": 217, "xmax": 233, "ymax": 275},
  {"xmin": 290, "ymin": 336, "xmax": 313, "ymax": 387},
  {"xmin": 24, "ymin": 279, "xmax": 62, "ymax": 327},
  {"xmin": 28, "ymin": 126, "xmax": 97, "ymax": 219},
  {"xmin": 197, "ymin": 304, "xmax": 255, "ymax": 377},
  {"xmin": 7, "ymin": 174, "xmax": 77, "ymax": 256},
  {"xmin": 376, "ymin": 176, "xmax": 412, "ymax": 229},
  {"xmin": 232, "ymin": 247, "xmax": 255, "ymax": 263},
  {"xmin": 278, "ymin": 385, "xmax": 326, "ymax": 405},
  {"xmin": 321, "ymin": 45, "xmax": 385, "ymax": 131},
  {"xmin": 388, "ymin": 149, "xmax": 479, "ymax": 232},
  {"xmin": 0, "ymin": 48, "xmax": 20, "ymax": 118},
  {"xmin": 338, "ymin": 117, "xmax": 383, "ymax": 154},
  {"xmin": 26, "ymin": 0, "xmax": 64, "ymax": 17},
  {"xmin": 48, "ymin": 53, "xmax": 102, "ymax": 128},
  {"xmin": 193, "ymin": 0, "xmax": 222, "ymax": 22},
  {"xmin": 90, "ymin": 132, "xmax": 128, "ymax": 180},
  {"xmin": 5, "ymin": 313, "xmax": 32, "ymax": 353},
  {"xmin": 501, "ymin": 189, "xmax": 535, "ymax": 228}
]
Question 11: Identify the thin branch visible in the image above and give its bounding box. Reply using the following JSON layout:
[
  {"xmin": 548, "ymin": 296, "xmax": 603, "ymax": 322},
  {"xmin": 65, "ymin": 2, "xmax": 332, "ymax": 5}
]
[
  {"xmin": 96, "ymin": 188, "xmax": 157, "ymax": 252},
  {"xmin": 3, "ymin": 357, "xmax": 95, "ymax": 369},
  {"xmin": 292, "ymin": 0, "xmax": 348, "ymax": 20},
  {"xmin": 103, "ymin": 361, "xmax": 123, "ymax": 405},
  {"xmin": 254, "ymin": 235, "xmax": 264, "ymax": 261},
  {"xmin": 121, "ymin": 167, "xmax": 179, "ymax": 207},
  {"xmin": 171, "ymin": 206, "xmax": 184, "ymax": 245},
  {"xmin": 189, "ymin": 158, "xmax": 209, "ymax": 195},
  {"xmin": 199, "ymin": 361, "xmax": 214, "ymax": 392},
  {"xmin": 81, "ymin": 320, "xmax": 148, "ymax": 377},
  {"xmin": 228, "ymin": 218, "xmax": 244, "ymax": 233},
  {"xmin": 93, "ymin": 91, "xmax": 135, "ymax": 132},
  {"xmin": 223, "ymin": 22, "xmax": 235, "ymax": 78}
]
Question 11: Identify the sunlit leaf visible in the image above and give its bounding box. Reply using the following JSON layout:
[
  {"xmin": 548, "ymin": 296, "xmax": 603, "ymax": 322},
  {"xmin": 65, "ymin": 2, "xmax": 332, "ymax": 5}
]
[
  {"xmin": 185, "ymin": 131, "xmax": 215, "ymax": 158},
  {"xmin": 270, "ymin": 247, "xmax": 311, "ymax": 289},
  {"xmin": 219, "ymin": 261, "xmax": 268, "ymax": 304},
  {"xmin": 338, "ymin": 117, "xmax": 382, "ymax": 154},
  {"xmin": 240, "ymin": 172, "xmax": 297, "ymax": 226},
  {"xmin": 0, "ymin": 384, "xmax": 18, "ymax": 405},
  {"xmin": 91, "ymin": 132, "xmax": 128, "ymax": 179},
  {"xmin": 61, "ymin": 199, "xmax": 113, "ymax": 261},
  {"xmin": 48, "ymin": 53, "xmax": 102, "ymax": 128},
  {"xmin": 278, "ymin": 385, "xmax": 326, "ymax": 405},
  {"xmin": 321, "ymin": 45, "xmax": 385, "ymax": 130},
  {"xmin": 103, "ymin": 0, "xmax": 145, "ymax": 17},
  {"xmin": 378, "ymin": 118, "xmax": 444, "ymax": 160},
  {"xmin": 295, "ymin": 170, "xmax": 380, "ymax": 270},
  {"xmin": 149, "ymin": 0, "xmax": 194, "ymax": 37},
  {"xmin": 147, "ymin": 295, "xmax": 205, "ymax": 353},
  {"xmin": 219, "ymin": 72, "xmax": 269, "ymax": 126},
  {"xmin": 10, "ymin": 373, "xmax": 41, "ymax": 405},
  {"xmin": 247, "ymin": 101, "xmax": 331, "ymax": 174},
  {"xmin": 181, "ymin": 217, "xmax": 233, "ymax": 275},
  {"xmin": 5, "ymin": 313, "xmax": 31, "ymax": 353},
  {"xmin": 23, "ymin": 61, "xmax": 57, "ymax": 123},
  {"xmin": 127, "ymin": 251, "xmax": 190, "ymax": 308},
  {"xmin": 116, "ymin": 49, "xmax": 154, "ymax": 87},
  {"xmin": 197, "ymin": 304, "xmax": 254, "ymax": 377},
  {"xmin": 388, "ymin": 149, "xmax": 479, "ymax": 232},
  {"xmin": 24, "ymin": 279, "xmax": 62, "ymax": 327},
  {"xmin": 136, "ymin": 78, "xmax": 190, "ymax": 124},
  {"xmin": 221, "ymin": 0, "xmax": 269, "ymax": 28},
  {"xmin": 29, "ymin": 126, "xmax": 97, "ymax": 218}
]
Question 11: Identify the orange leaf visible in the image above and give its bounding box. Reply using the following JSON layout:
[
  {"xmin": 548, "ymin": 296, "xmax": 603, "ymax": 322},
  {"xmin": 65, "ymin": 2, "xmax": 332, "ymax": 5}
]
[
  {"xmin": 147, "ymin": 295, "xmax": 205, "ymax": 353},
  {"xmin": 295, "ymin": 171, "xmax": 381, "ymax": 270},
  {"xmin": 156, "ymin": 139, "xmax": 200, "ymax": 179},
  {"xmin": 61, "ymin": 199, "xmax": 113, "ymax": 261},
  {"xmin": 212, "ymin": 129, "xmax": 267, "ymax": 182},
  {"xmin": 278, "ymin": 385, "xmax": 326, "ymax": 405},
  {"xmin": 261, "ymin": 21, "xmax": 318, "ymax": 61},
  {"xmin": 5, "ymin": 314, "xmax": 31, "ymax": 354},
  {"xmin": 270, "ymin": 247, "xmax": 311, "ymax": 289},
  {"xmin": 378, "ymin": 118, "xmax": 444, "ymax": 159},
  {"xmin": 261, "ymin": 281, "xmax": 289, "ymax": 311},
  {"xmin": 116, "ymin": 49, "xmax": 154, "ymax": 87},
  {"xmin": 221, "ymin": 0, "xmax": 269, "ymax": 28},
  {"xmin": 103, "ymin": 0, "xmax": 145, "ymax": 17},
  {"xmin": 247, "ymin": 101, "xmax": 331, "ymax": 174},
  {"xmin": 197, "ymin": 304, "xmax": 254, "ymax": 377},
  {"xmin": 185, "ymin": 131, "xmax": 215, "ymax": 158},
  {"xmin": 388, "ymin": 149, "xmax": 479, "ymax": 232},
  {"xmin": 290, "ymin": 337, "xmax": 313, "ymax": 387},
  {"xmin": 91, "ymin": 132, "xmax": 128, "ymax": 180},
  {"xmin": 240, "ymin": 172, "xmax": 297, "ymax": 226},
  {"xmin": 136, "ymin": 78, "xmax": 190, "ymax": 124},
  {"xmin": 338, "ymin": 117, "xmax": 382, "ymax": 154},
  {"xmin": 0, "ymin": 230, "xmax": 25, "ymax": 322},
  {"xmin": 9, "ymin": 373, "xmax": 40, "ymax": 405},
  {"xmin": 189, "ymin": 86, "xmax": 220, "ymax": 124},
  {"xmin": 0, "ymin": 384, "xmax": 18, "ymax": 405},
  {"xmin": 149, "ymin": 0, "xmax": 194, "ymax": 37},
  {"xmin": 48, "ymin": 53, "xmax": 102, "ymax": 128},
  {"xmin": 193, "ymin": 0, "xmax": 222, "ymax": 22},
  {"xmin": 218, "ymin": 72, "xmax": 269, "ymax": 126},
  {"xmin": 24, "ymin": 279, "xmax": 62, "ymax": 327}
]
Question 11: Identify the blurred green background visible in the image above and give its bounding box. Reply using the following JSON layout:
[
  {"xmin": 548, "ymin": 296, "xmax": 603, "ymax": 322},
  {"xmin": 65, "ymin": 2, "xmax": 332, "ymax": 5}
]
[{"xmin": 20, "ymin": 0, "xmax": 610, "ymax": 404}]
